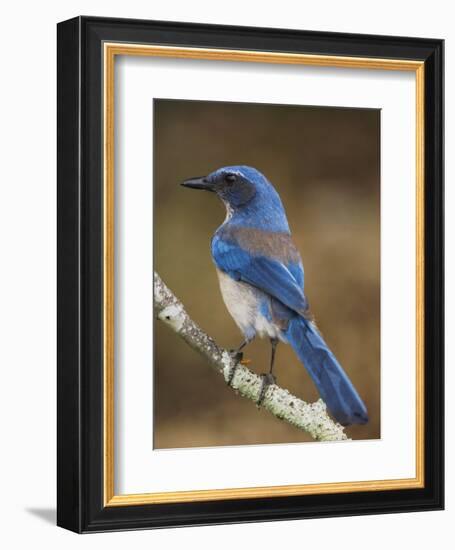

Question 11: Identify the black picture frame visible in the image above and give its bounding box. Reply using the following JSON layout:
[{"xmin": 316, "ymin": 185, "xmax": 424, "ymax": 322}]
[{"xmin": 57, "ymin": 16, "xmax": 444, "ymax": 533}]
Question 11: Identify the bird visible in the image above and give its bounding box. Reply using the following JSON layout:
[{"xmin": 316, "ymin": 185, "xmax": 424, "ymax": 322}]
[{"xmin": 181, "ymin": 165, "xmax": 368, "ymax": 426}]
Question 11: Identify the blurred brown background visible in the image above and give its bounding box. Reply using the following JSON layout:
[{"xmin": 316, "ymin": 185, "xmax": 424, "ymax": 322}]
[{"xmin": 153, "ymin": 99, "xmax": 380, "ymax": 448}]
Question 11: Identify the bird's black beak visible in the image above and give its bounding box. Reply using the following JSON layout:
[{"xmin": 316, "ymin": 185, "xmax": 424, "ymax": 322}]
[{"xmin": 181, "ymin": 176, "xmax": 215, "ymax": 192}]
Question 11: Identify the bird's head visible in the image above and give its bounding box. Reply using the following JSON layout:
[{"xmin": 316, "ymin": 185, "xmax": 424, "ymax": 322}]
[
  {"xmin": 181, "ymin": 165, "xmax": 289, "ymax": 231},
  {"xmin": 181, "ymin": 166, "xmax": 275, "ymax": 208}
]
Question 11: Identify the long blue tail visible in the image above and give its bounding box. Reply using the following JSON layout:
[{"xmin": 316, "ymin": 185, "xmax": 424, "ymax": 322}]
[{"xmin": 284, "ymin": 316, "xmax": 368, "ymax": 425}]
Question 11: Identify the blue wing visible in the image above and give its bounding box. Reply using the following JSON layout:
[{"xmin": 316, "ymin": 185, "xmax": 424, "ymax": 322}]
[{"xmin": 211, "ymin": 233, "xmax": 308, "ymax": 315}]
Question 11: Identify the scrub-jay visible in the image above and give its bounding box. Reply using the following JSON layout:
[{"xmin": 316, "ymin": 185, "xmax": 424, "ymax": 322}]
[{"xmin": 182, "ymin": 165, "xmax": 368, "ymax": 426}]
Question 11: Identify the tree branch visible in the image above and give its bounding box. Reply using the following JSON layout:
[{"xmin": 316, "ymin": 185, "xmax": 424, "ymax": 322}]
[{"xmin": 154, "ymin": 271, "xmax": 348, "ymax": 442}]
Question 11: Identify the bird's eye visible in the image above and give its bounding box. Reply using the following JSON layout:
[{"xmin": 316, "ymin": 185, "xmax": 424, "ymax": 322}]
[{"xmin": 225, "ymin": 173, "xmax": 237, "ymax": 184}]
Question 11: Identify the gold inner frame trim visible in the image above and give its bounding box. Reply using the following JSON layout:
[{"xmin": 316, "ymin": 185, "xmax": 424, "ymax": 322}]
[{"xmin": 103, "ymin": 43, "xmax": 425, "ymax": 507}]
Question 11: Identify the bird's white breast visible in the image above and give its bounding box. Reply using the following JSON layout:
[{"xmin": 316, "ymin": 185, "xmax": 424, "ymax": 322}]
[{"xmin": 216, "ymin": 269, "xmax": 285, "ymax": 341}]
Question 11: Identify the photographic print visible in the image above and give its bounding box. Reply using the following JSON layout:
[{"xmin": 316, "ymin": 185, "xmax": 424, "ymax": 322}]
[
  {"xmin": 154, "ymin": 98, "xmax": 380, "ymax": 449},
  {"xmin": 58, "ymin": 18, "xmax": 443, "ymax": 531}
]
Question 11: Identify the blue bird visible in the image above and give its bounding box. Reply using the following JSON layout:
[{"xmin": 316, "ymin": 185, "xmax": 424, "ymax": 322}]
[{"xmin": 181, "ymin": 166, "xmax": 368, "ymax": 426}]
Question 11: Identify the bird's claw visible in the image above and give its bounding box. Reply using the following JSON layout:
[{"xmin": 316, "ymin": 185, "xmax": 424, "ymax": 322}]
[
  {"xmin": 226, "ymin": 350, "xmax": 244, "ymax": 387},
  {"xmin": 257, "ymin": 373, "xmax": 277, "ymax": 406},
  {"xmin": 229, "ymin": 349, "xmax": 244, "ymax": 363}
]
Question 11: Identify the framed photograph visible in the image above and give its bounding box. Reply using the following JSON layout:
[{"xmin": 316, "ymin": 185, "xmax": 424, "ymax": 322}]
[{"xmin": 57, "ymin": 16, "xmax": 444, "ymax": 533}]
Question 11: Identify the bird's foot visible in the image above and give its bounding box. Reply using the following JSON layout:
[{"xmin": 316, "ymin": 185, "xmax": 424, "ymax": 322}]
[
  {"xmin": 226, "ymin": 350, "xmax": 245, "ymax": 387},
  {"xmin": 229, "ymin": 349, "xmax": 244, "ymax": 363},
  {"xmin": 257, "ymin": 373, "xmax": 277, "ymax": 406}
]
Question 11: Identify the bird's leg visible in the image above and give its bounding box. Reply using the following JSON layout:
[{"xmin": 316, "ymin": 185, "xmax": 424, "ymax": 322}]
[
  {"xmin": 229, "ymin": 339, "xmax": 248, "ymax": 362},
  {"xmin": 227, "ymin": 338, "xmax": 253, "ymax": 387},
  {"xmin": 257, "ymin": 338, "xmax": 279, "ymax": 405}
]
